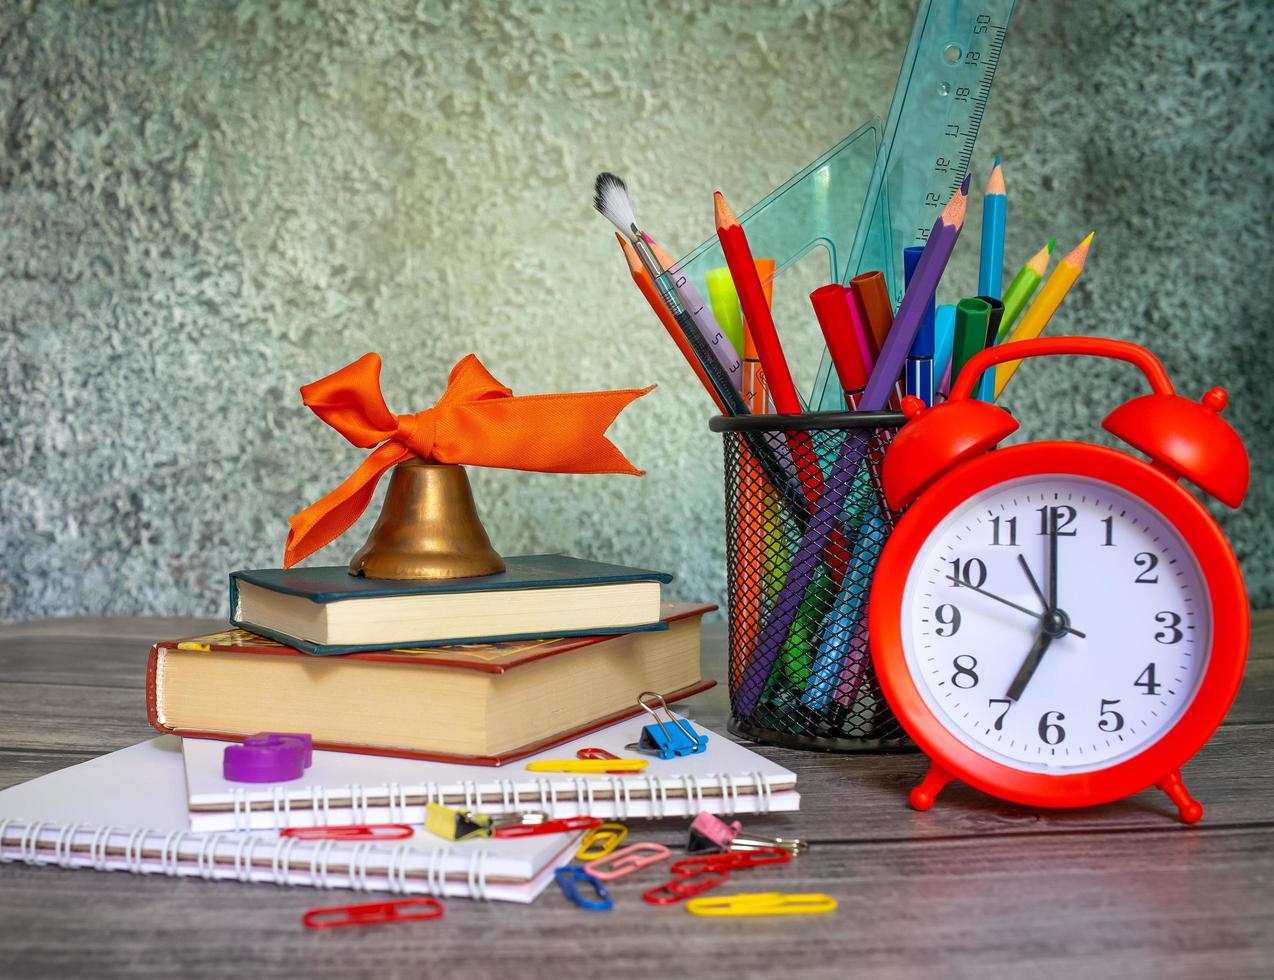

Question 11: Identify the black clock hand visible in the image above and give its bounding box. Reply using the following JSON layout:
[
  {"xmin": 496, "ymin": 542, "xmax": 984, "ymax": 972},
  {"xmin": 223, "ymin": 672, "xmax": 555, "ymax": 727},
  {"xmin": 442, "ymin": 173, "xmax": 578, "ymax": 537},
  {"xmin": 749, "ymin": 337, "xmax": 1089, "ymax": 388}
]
[
  {"xmin": 943, "ymin": 575, "xmax": 1087, "ymax": 639},
  {"xmin": 1047, "ymin": 507, "xmax": 1059, "ymax": 610},
  {"xmin": 1017, "ymin": 554, "xmax": 1048, "ymax": 610},
  {"xmin": 1007, "ymin": 628, "xmax": 1053, "ymax": 701}
]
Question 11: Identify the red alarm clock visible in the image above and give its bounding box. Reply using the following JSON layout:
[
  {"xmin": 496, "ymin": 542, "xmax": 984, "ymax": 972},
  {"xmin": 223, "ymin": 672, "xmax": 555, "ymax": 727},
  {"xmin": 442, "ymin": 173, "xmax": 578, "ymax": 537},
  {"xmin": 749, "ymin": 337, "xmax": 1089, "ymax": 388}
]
[{"xmin": 869, "ymin": 337, "xmax": 1249, "ymax": 823}]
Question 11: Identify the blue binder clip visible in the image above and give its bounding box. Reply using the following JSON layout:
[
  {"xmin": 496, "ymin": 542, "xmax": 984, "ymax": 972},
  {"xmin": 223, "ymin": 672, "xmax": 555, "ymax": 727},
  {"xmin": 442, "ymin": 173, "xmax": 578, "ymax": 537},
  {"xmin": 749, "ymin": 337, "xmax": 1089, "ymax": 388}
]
[
  {"xmin": 555, "ymin": 866, "xmax": 613, "ymax": 911},
  {"xmin": 629, "ymin": 691, "xmax": 708, "ymax": 760}
]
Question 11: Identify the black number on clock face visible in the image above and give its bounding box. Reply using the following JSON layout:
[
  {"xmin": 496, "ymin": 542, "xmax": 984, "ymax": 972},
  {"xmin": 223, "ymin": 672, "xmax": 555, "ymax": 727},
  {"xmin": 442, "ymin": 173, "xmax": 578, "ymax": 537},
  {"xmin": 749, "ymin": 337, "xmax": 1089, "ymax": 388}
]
[
  {"xmin": 1036, "ymin": 505, "xmax": 1077, "ymax": 535},
  {"xmin": 1098, "ymin": 699, "xmax": 1125, "ymax": 732},
  {"xmin": 988, "ymin": 698, "xmax": 1012, "ymax": 730},
  {"xmin": 934, "ymin": 604, "xmax": 961, "ymax": 637},
  {"xmin": 947, "ymin": 558, "xmax": 987, "ymax": 588},
  {"xmin": 1134, "ymin": 552, "xmax": 1160, "ymax": 583},
  {"xmin": 989, "ymin": 515, "xmax": 1017, "ymax": 546},
  {"xmin": 1154, "ymin": 612, "xmax": 1184, "ymax": 644},
  {"xmin": 1134, "ymin": 663, "xmax": 1161, "ymax": 695},
  {"xmin": 1101, "ymin": 516, "xmax": 1115, "ymax": 546},
  {"xmin": 1038, "ymin": 710, "xmax": 1066, "ymax": 745},
  {"xmin": 951, "ymin": 655, "xmax": 979, "ymax": 689}
]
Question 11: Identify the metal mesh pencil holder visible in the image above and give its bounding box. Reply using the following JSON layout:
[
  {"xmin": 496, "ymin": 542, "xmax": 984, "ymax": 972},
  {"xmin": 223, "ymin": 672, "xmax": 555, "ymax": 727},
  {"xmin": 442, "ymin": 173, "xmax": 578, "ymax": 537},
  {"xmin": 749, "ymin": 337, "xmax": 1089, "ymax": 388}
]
[{"xmin": 709, "ymin": 410, "xmax": 912, "ymax": 752}]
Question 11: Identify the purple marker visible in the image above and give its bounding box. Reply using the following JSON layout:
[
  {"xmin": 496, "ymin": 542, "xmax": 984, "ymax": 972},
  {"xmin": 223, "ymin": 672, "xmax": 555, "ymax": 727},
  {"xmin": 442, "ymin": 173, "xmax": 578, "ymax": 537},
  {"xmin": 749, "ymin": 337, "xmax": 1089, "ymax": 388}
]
[{"xmin": 737, "ymin": 178, "xmax": 969, "ymax": 717}]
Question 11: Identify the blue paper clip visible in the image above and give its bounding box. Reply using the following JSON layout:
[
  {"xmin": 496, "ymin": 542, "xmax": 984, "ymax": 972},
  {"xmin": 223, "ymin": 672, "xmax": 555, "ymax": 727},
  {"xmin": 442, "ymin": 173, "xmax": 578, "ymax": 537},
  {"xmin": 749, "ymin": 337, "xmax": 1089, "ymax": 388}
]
[
  {"xmin": 554, "ymin": 865, "xmax": 613, "ymax": 911},
  {"xmin": 629, "ymin": 691, "xmax": 708, "ymax": 760}
]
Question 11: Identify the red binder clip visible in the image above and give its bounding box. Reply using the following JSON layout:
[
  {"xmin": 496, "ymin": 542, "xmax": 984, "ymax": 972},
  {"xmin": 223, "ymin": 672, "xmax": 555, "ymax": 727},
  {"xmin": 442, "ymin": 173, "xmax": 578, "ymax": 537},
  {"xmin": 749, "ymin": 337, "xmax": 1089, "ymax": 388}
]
[
  {"xmin": 302, "ymin": 898, "xmax": 444, "ymax": 930},
  {"xmin": 493, "ymin": 815, "xmax": 602, "ymax": 839},
  {"xmin": 281, "ymin": 824, "xmax": 414, "ymax": 841}
]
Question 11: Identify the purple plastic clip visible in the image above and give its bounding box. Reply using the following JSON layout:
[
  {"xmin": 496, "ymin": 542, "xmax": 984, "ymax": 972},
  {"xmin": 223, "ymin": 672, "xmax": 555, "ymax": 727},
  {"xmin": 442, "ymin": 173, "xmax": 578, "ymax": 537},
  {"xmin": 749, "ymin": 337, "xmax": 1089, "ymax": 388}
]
[
  {"xmin": 223, "ymin": 732, "xmax": 313, "ymax": 783},
  {"xmin": 686, "ymin": 812, "xmax": 743, "ymax": 853}
]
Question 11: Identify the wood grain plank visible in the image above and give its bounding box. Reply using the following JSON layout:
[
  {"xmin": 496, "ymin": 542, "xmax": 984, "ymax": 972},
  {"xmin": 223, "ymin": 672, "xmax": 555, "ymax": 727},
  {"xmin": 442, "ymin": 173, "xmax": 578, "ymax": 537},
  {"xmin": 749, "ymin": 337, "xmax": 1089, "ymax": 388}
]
[{"xmin": 1, "ymin": 825, "xmax": 1270, "ymax": 980}]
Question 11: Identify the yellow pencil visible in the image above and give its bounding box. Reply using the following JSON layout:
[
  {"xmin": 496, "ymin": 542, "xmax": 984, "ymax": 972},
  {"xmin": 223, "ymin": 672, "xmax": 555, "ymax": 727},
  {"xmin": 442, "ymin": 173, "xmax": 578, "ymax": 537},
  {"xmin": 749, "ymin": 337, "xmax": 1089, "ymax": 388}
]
[{"xmin": 994, "ymin": 232, "xmax": 1094, "ymax": 398}]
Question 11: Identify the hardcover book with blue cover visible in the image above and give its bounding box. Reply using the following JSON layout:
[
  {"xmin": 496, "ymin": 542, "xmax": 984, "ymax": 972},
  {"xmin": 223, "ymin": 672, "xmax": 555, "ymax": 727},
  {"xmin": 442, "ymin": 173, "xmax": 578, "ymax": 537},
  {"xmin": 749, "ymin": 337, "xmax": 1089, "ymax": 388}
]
[{"xmin": 230, "ymin": 554, "xmax": 672, "ymax": 655}]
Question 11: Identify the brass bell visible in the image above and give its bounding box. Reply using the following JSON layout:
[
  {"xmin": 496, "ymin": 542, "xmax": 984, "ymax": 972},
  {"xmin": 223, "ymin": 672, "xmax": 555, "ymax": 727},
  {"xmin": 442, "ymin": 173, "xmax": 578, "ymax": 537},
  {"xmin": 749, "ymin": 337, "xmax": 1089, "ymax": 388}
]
[{"xmin": 348, "ymin": 460, "xmax": 505, "ymax": 580}]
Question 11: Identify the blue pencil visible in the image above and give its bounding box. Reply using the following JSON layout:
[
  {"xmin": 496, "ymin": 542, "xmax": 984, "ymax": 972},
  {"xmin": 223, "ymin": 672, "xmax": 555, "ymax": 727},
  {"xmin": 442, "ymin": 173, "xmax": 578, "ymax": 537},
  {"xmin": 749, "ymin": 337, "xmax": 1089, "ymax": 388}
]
[{"xmin": 978, "ymin": 158, "xmax": 1006, "ymax": 299}]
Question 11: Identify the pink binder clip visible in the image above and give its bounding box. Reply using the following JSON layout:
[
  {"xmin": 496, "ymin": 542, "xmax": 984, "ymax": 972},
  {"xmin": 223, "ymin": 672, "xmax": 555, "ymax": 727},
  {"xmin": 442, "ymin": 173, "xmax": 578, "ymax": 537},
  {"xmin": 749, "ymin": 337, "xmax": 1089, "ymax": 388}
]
[
  {"xmin": 686, "ymin": 811, "xmax": 743, "ymax": 853},
  {"xmin": 583, "ymin": 842, "xmax": 671, "ymax": 881}
]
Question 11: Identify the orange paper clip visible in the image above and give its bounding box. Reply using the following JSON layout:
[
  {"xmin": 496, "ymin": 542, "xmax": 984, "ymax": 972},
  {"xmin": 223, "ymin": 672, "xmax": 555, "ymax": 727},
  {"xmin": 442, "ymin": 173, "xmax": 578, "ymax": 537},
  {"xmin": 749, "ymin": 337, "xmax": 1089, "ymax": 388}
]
[
  {"xmin": 281, "ymin": 824, "xmax": 414, "ymax": 841},
  {"xmin": 492, "ymin": 816, "xmax": 602, "ymax": 839},
  {"xmin": 302, "ymin": 898, "xmax": 444, "ymax": 930}
]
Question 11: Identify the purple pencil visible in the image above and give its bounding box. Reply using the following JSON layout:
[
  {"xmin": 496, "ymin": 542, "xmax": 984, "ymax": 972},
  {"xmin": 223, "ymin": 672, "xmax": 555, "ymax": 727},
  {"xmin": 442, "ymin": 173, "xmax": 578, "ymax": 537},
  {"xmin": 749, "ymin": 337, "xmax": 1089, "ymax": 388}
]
[{"xmin": 737, "ymin": 177, "xmax": 970, "ymax": 718}]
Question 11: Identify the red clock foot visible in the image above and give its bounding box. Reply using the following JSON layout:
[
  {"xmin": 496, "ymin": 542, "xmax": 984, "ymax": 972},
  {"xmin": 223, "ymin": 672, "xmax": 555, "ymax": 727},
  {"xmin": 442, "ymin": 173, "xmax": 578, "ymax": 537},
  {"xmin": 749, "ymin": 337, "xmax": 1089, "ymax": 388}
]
[
  {"xmin": 1156, "ymin": 770, "xmax": 1204, "ymax": 824},
  {"xmin": 909, "ymin": 763, "xmax": 954, "ymax": 811}
]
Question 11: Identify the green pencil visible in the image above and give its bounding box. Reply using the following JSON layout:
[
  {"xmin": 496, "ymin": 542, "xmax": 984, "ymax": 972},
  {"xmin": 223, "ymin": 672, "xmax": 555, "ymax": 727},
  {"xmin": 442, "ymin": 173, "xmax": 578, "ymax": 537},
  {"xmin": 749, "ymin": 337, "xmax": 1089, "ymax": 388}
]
[{"xmin": 997, "ymin": 240, "xmax": 1054, "ymax": 342}]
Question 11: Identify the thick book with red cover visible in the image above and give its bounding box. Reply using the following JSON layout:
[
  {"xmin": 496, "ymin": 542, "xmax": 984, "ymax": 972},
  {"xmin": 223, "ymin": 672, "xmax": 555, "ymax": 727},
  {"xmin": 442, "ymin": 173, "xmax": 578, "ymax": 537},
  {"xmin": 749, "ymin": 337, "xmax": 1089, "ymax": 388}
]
[{"xmin": 147, "ymin": 603, "xmax": 714, "ymax": 765}]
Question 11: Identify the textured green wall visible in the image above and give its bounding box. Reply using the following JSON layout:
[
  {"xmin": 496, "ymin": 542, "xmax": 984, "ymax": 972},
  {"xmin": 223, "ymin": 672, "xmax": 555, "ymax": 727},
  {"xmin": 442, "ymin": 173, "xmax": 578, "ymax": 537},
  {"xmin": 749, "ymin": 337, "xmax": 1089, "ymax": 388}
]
[{"xmin": 1, "ymin": 0, "xmax": 1270, "ymax": 620}]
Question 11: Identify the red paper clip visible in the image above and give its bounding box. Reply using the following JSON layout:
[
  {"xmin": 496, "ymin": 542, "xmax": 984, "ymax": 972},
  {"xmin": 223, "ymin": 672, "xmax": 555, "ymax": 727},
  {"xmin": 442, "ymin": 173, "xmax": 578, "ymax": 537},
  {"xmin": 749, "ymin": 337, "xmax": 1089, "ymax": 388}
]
[
  {"xmin": 281, "ymin": 824, "xmax": 414, "ymax": 841},
  {"xmin": 671, "ymin": 847, "xmax": 791, "ymax": 875},
  {"xmin": 642, "ymin": 867, "xmax": 730, "ymax": 905},
  {"xmin": 302, "ymin": 898, "xmax": 444, "ymax": 930},
  {"xmin": 576, "ymin": 747, "xmax": 621, "ymax": 760},
  {"xmin": 493, "ymin": 816, "xmax": 602, "ymax": 839}
]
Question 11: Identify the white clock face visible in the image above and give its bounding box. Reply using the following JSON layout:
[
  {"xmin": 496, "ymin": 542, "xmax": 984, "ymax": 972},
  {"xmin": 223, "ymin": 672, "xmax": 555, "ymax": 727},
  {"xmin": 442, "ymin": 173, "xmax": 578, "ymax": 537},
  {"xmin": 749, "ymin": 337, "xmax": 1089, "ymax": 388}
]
[{"xmin": 900, "ymin": 474, "xmax": 1211, "ymax": 774}]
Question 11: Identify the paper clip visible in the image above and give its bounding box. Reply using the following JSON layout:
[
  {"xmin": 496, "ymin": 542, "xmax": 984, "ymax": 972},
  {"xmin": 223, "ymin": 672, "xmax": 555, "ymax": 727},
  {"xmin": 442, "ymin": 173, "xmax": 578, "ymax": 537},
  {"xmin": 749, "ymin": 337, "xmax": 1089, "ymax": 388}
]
[
  {"xmin": 686, "ymin": 893, "xmax": 837, "ymax": 917},
  {"xmin": 554, "ymin": 866, "xmax": 613, "ymax": 911},
  {"xmin": 686, "ymin": 812, "xmax": 743, "ymax": 853},
  {"xmin": 493, "ymin": 815, "xmax": 602, "ymax": 839},
  {"xmin": 576, "ymin": 747, "xmax": 621, "ymax": 760},
  {"xmin": 583, "ymin": 842, "xmax": 671, "ymax": 881},
  {"xmin": 526, "ymin": 758, "xmax": 648, "ymax": 774},
  {"xmin": 424, "ymin": 802, "xmax": 493, "ymax": 842},
  {"xmin": 642, "ymin": 867, "xmax": 730, "ymax": 905},
  {"xmin": 574, "ymin": 822, "xmax": 628, "ymax": 861},
  {"xmin": 730, "ymin": 834, "xmax": 809, "ymax": 856},
  {"xmin": 302, "ymin": 898, "xmax": 444, "ymax": 930},
  {"xmin": 628, "ymin": 692, "xmax": 708, "ymax": 760},
  {"xmin": 671, "ymin": 847, "xmax": 790, "ymax": 876},
  {"xmin": 281, "ymin": 823, "xmax": 414, "ymax": 841}
]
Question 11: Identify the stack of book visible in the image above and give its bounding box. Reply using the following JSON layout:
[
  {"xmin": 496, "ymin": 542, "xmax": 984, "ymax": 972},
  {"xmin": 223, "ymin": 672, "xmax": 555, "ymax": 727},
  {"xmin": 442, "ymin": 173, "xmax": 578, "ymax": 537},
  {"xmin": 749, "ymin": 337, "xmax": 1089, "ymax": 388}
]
[{"xmin": 147, "ymin": 554, "xmax": 714, "ymax": 764}]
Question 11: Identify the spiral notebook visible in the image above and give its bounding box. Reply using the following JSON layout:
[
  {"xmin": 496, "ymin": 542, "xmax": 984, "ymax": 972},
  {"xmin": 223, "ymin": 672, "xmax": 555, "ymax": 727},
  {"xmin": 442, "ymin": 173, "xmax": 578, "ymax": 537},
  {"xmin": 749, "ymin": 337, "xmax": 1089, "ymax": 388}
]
[
  {"xmin": 182, "ymin": 713, "xmax": 800, "ymax": 832},
  {"xmin": 0, "ymin": 737, "xmax": 580, "ymax": 903}
]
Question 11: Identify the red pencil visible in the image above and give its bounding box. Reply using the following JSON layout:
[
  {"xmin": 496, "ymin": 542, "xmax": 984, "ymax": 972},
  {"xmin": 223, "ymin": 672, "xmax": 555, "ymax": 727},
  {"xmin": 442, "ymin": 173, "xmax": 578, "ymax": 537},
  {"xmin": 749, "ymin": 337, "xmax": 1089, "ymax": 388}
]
[{"xmin": 714, "ymin": 192, "xmax": 803, "ymax": 416}]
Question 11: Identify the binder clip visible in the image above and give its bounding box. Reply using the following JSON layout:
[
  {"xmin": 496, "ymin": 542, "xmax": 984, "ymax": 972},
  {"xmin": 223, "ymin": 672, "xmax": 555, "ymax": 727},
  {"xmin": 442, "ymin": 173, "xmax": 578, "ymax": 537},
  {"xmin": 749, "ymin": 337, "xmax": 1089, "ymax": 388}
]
[
  {"xmin": 628, "ymin": 692, "xmax": 708, "ymax": 760},
  {"xmin": 424, "ymin": 803, "xmax": 494, "ymax": 842},
  {"xmin": 685, "ymin": 811, "xmax": 809, "ymax": 855},
  {"xmin": 687, "ymin": 812, "xmax": 743, "ymax": 853},
  {"xmin": 554, "ymin": 866, "xmax": 613, "ymax": 911}
]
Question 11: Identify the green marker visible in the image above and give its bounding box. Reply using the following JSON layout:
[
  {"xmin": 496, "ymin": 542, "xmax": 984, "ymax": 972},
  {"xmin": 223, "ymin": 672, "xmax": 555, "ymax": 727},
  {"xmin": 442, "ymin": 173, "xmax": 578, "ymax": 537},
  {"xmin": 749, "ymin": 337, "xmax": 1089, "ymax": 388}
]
[{"xmin": 952, "ymin": 297, "xmax": 992, "ymax": 391}]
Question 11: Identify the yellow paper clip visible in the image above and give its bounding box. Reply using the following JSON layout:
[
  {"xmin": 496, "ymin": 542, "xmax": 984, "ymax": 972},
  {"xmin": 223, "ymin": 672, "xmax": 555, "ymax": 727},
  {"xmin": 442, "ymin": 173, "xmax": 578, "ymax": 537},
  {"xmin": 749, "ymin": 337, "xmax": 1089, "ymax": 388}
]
[
  {"xmin": 574, "ymin": 822, "xmax": 628, "ymax": 861},
  {"xmin": 685, "ymin": 893, "xmax": 838, "ymax": 917},
  {"xmin": 525, "ymin": 759, "xmax": 648, "ymax": 774}
]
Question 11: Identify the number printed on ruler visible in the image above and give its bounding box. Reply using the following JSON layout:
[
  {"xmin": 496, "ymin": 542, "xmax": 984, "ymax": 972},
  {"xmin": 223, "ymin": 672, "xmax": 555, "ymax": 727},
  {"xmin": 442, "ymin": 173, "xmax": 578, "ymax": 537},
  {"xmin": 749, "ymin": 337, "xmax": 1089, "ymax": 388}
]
[{"xmin": 916, "ymin": 10, "xmax": 1008, "ymax": 247}]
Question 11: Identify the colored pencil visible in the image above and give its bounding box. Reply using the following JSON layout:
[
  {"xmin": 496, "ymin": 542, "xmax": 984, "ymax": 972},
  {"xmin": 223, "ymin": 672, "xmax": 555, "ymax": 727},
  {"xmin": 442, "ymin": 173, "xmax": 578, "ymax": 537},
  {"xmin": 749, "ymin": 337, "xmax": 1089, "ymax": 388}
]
[
  {"xmin": 903, "ymin": 245, "xmax": 936, "ymax": 406},
  {"xmin": 997, "ymin": 239, "xmax": 1055, "ymax": 341},
  {"xmin": 617, "ymin": 234, "xmax": 725, "ymax": 413},
  {"xmin": 737, "ymin": 178, "xmax": 969, "ymax": 718},
  {"xmin": 979, "ymin": 158, "xmax": 1006, "ymax": 298},
  {"xmin": 994, "ymin": 233, "xmax": 1094, "ymax": 398},
  {"xmin": 933, "ymin": 303, "xmax": 956, "ymax": 395}
]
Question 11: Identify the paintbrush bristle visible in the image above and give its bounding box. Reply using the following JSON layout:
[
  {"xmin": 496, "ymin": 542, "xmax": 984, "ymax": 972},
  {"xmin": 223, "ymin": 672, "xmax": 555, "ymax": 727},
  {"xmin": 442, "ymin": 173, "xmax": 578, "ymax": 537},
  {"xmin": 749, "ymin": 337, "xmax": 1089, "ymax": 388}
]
[{"xmin": 593, "ymin": 172, "xmax": 639, "ymax": 239}]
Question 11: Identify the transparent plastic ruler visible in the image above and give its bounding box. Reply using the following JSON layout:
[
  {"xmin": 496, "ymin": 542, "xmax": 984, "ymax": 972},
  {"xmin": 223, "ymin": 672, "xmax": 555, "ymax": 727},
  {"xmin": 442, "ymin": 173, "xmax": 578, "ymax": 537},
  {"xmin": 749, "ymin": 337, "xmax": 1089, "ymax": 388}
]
[
  {"xmin": 810, "ymin": 0, "xmax": 1016, "ymax": 409},
  {"xmin": 850, "ymin": 0, "xmax": 1017, "ymax": 302}
]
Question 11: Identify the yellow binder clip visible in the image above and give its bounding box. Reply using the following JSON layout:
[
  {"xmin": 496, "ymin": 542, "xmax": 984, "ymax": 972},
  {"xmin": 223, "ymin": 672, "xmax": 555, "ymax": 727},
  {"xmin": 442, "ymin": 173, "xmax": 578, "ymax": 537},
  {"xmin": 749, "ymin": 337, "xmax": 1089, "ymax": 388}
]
[
  {"xmin": 573, "ymin": 822, "xmax": 628, "ymax": 861},
  {"xmin": 525, "ymin": 759, "xmax": 648, "ymax": 774},
  {"xmin": 685, "ymin": 893, "xmax": 838, "ymax": 917}
]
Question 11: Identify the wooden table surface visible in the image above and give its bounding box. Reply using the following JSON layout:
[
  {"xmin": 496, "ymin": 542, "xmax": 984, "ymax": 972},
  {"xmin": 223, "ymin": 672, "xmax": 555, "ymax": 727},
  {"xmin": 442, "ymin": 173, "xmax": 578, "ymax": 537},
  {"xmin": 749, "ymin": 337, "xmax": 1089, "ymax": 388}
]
[{"xmin": 1, "ymin": 614, "xmax": 1272, "ymax": 979}]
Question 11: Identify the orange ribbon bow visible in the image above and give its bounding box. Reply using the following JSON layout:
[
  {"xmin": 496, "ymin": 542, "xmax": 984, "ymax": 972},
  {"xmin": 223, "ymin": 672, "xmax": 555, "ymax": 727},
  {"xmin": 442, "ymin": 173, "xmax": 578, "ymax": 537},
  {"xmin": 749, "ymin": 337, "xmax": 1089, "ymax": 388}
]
[{"xmin": 284, "ymin": 353, "xmax": 652, "ymax": 568}]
